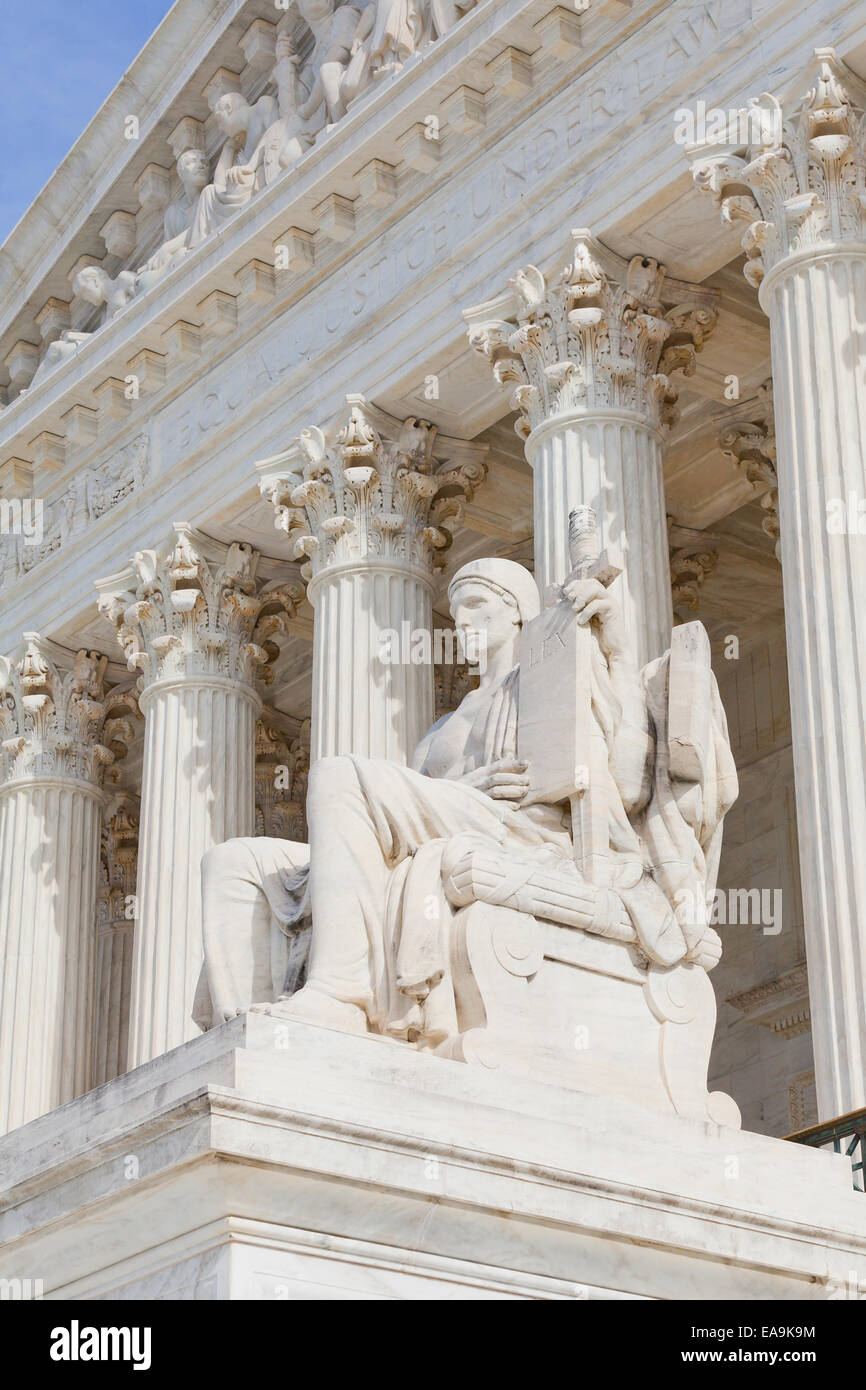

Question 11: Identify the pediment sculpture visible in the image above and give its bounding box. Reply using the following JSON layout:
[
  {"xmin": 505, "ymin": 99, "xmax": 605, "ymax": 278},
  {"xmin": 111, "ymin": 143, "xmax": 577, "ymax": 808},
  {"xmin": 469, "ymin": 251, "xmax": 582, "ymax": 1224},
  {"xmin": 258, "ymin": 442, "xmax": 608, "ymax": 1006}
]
[
  {"xmin": 197, "ymin": 508, "xmax": 741, "ymax": 1126},
  {"xmin": 23, "ymin": 1, "xmax": 482, "ymax": 390}
]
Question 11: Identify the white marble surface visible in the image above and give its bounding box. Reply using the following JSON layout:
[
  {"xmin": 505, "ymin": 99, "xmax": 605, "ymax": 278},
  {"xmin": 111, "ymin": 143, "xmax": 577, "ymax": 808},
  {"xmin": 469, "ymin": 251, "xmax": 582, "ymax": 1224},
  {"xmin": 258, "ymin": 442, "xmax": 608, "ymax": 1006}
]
[{"xmin": 0, "ymin": 1015, "xmax": 862, "ymax": 1300}]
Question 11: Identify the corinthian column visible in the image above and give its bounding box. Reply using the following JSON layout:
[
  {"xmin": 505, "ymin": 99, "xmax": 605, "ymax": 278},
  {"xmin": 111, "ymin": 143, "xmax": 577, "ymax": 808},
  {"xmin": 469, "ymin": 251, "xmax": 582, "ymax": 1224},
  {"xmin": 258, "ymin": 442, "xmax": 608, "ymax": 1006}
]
[
  {"xmin": 465, "ymin": 231, "xmax": 718, "ymax": 666},
  {"xmin": 693, "ymin": 50, "xmax": 866, "ymax": 1117},
  {"xmin": 97, "ymin": 527, "xmax": 302, "ymax": 1066},
  {"xmin": 258, "ymin": 396, "xmax": 487, "ymax": 763},
  {"xmin": 0, "ymin": 638, "xmax": 134, "ymax": 1133}
]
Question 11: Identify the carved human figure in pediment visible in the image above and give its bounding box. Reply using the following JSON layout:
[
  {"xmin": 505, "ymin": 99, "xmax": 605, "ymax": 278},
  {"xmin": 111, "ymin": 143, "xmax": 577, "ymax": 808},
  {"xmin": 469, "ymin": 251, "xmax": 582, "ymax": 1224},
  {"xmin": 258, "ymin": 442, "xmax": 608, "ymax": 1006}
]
[
  {"xmin": 136, "ymin": 148, "xmax": 212, "ymax": 291},
  {"xmin": 72, "ymin": 265, "xmax": 137, "ymax": 323},
  {"xmin": 294, "ymin": 0, "xmax": 362, "ymax": 129},
  {"xmin": 28, "ymin": 329, "xmax": 92, "ymax": 391},
  {"xmin": 186, "ymin": 91, "xmax": 278, "ymax": 248},
  {"xmin": 427, "ymin": 0, "xmax": 476, "ymax": 39},
  {"xmin": 342, "ymin": 0, "xmax": 430, "ymax": 107},
  {"xmin": 198, "ymin": 530, "xmax": 740, "ymax": 1123}
]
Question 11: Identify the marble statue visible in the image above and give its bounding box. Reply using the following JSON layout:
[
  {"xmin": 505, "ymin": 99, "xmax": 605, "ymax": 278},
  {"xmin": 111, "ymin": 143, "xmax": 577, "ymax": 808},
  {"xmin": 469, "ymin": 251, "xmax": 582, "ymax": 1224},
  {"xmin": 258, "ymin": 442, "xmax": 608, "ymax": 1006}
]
[
  {"xmin": 427, "ymin": 0, "xmax": 476, "ymax": 39},
  {"xmin": 136, "ymin": 149, "xmax": 211, "ymax": 290},
  {"xmin": 72, "ymin": 265, "xmax": 137, "ymax": 323},
  {"xmin": 265, "ymin": 30, "xmax": 321, "ymax": 178},
  {"xmin": 27, "ymin": 329, "xmax": 92, "ymax": 390},
  {"xmin": 291, "ymin": 0, "xmax": 362, "ymax": 131},
  {"xmin": 186, "ymin": 92, "xmax": 278, "ymax": 248},
  {"xmin": 343, "ymin": 0, "xmax": 430, "ymax": 107},
  {"xmin": 198, "ymin": 511, "xmax": 740, "ymax": 1124}
]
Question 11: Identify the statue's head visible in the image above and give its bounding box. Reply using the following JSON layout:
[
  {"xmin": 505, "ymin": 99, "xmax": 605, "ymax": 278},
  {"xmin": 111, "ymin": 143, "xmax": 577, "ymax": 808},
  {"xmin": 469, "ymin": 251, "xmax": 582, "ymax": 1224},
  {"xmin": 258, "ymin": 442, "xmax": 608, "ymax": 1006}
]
[
  {"xmin": 448, "ymin": 558, "xmax": 539, "ymax": 661},
  {"xmin": 214, "ymin": 92, "xmax": 251, "ymax": 137},
  {"xmin": 298, "ymin": 0, "xmax": 335, "ymax": 22},
  {"xmin": 177, "ymin": 148, "xmax": 210, "ymax": 190},
  {"xmin": 72, "ymin": 266, "xmax": 109, "ymax": 306}
]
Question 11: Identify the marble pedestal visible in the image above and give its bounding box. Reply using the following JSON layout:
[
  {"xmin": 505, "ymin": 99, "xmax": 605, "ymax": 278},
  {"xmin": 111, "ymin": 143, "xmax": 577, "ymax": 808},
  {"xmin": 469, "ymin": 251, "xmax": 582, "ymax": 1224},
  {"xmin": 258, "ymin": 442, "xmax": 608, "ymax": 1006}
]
[{"xmin": 0, "ymin": 1014, "xmax": 863, "ymax": 1301}]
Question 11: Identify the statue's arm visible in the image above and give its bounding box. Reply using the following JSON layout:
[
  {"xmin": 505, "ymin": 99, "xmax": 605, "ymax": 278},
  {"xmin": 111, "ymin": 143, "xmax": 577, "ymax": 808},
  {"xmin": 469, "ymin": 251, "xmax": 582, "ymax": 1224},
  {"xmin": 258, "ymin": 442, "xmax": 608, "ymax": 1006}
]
[
  {"xmin": 605, "ymin": 647, "xmax": 652, "ymax": 810},
  {"xmin": 565, "ymin": 577, "xmax": 652, "ymax": 811}
]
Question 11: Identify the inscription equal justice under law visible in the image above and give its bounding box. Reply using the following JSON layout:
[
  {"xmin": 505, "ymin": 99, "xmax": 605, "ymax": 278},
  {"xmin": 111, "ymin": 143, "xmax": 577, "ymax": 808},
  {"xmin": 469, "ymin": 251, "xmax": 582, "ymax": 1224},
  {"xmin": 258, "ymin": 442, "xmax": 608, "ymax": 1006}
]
[{"xmin": 159, "ymin": 0, "xmax": 752, "ymax": 471}]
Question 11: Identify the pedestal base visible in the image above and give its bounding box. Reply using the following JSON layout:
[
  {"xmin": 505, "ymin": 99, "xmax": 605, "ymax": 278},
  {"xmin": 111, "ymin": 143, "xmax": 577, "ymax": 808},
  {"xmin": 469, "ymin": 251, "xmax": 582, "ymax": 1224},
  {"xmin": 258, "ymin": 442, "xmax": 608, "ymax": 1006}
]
[{"xmin": 0, "ymin": 1015, "xmax": 863, "ymax": 1300}]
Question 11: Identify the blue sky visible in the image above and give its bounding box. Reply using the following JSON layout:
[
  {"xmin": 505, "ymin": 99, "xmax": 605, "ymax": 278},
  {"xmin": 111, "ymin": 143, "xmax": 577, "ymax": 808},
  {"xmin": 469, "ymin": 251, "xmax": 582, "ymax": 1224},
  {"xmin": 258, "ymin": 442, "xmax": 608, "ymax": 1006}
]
[{"xmin": 1, "ymin": 0, "xmax": 176, "ymax": 242}]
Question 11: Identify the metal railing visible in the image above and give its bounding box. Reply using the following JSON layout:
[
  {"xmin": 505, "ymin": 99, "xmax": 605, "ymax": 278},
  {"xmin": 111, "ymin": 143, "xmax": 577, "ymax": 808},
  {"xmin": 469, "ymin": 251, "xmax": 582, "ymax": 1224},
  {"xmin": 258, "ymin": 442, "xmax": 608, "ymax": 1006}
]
[{"xmin": 786, "ymin": 1108, "xmax": 866, "ymax": 1192}]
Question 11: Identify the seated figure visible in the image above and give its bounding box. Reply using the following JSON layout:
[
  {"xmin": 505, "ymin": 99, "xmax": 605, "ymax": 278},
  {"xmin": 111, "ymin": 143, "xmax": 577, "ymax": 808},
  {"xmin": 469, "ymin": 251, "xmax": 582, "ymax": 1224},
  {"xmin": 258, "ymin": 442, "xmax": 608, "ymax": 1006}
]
[
  {"xmin": 198, "ymin": 534, "xmax": 740, "ymax": 1125},
  {"xmin": 136, "ymin": 148, "xmax": 211, "ymax": 291},
  {"xmin": 72, "ymin": 265, "xmax": 137, "ymax": 322},
  {"xmin": 292, "ymin": 0, "xmax": 362, "ymax": 130},
  {"xmin": 186, "ymin": 91, "xmax": 277, "ymax": 249},
  {"xmin": 27, "ymin": 329, "xmax": 92, "ymax": 390},
  {"xmin": 342, "ymin": 0, "xmax": 430, "ymax": 107}
]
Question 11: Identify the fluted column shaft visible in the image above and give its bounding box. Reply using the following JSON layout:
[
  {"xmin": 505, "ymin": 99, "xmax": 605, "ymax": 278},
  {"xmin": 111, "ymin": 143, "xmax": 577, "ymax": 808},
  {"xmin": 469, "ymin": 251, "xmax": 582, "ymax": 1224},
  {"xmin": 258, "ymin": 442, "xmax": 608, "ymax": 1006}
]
[
  {"xmin": 310, "ymin": 563, "xmax": 433, "ymax": 762},
  {"xmin": 259, "ymin": 395, "xmax": 487, "ymax": 766},
  {"xmin": 0, "ymin": 779, "xmax": 102, "ymax": 1131},
  {"xmin": 98, "ymin": 526, "xmax": 301, "ymax": 1066},
  {"xmin": 466, "ymin": 230, "xmax": 717, "ymax": 667},
  {"xmin": 692, "ymin": 52, "xmax": 866, "ymax": 1117},
  {"xmin": 526, "ymin": 410, "xmax": 672, "ymax": 668},
  {"xmin": 92, "ymin": 917, "xmax": 134, "ymax": 1087},
  {"xmin": 762, "ymin": 249, "xmax": 866, "ymax": 1116},
  {"xmin": 0, "ymin": 638, "xmax": 128, "ymax": 1134},
  {"xmin": 130, "ymin": 676, "xmax": 259, "ymax": 1064}
]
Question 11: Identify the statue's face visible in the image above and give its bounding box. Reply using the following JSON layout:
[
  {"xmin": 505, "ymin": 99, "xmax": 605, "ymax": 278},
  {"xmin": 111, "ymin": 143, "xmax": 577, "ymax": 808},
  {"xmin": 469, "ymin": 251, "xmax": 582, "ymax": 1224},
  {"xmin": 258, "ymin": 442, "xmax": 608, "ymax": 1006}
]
[
  {"xmin": 178, "ymin": 150, "xmax": 209, "ymax": 187},
  {"xmin": 214, "ymin": 93, "xmax": 249, "ymax": 137},
  {"xmin": 450, "ymin": 579, "xmax": 519, "ymax": 661},
  {"xmin": 299, "ymin": 0, "xmax": 334, "ymax": 22},
  {"xmin": 74, "ymin": 268, "xmax": 104, "ymax": 305}
]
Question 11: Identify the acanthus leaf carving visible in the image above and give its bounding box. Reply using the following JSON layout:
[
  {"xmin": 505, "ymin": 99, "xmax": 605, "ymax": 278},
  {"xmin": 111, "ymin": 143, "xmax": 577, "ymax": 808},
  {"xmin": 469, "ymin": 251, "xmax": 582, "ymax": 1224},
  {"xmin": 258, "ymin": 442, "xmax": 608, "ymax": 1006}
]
[
  {"xmin": 0, "ymin": 635, "xmax": 138, "ymax": 789},
  {"xmin": 691, "ymin": 51, "xmax": 866, "ymax": 288},
  {"xmin": 260, "ymin": 396, "xmax": 487, "ymax": 582},
  {"xmin": 467, "ymin": 230, "xmax": 718, "ymax": 437},
  {"xmin": 97, "ymin": 527, "xmax": 303, "ymax": 692},
  {"xmin": 718, "ymin": 379, "xmax": 780, "ymax": 560}
]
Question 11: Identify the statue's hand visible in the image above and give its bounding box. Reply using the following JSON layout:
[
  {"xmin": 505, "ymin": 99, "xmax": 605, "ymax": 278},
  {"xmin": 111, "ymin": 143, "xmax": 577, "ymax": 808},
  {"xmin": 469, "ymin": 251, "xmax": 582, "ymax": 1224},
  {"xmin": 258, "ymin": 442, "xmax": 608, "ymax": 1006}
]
[
  {"xmin": 563, "ymin": 576, "xmax": 628, "ymax": 660},
  {"xmin": 688, "ymin": 926, "xmax": 722, "ymax": 971},
  {"xmin": 463, "ymin": 758, "xmax": 529, "ymax": 802},
  {"xmin": 275, "ymin": 33, "xmax": 298, "ymax": 62},
  {"xmin": 226, "ymin": 164, "xmax": 255, "ymax": 186}
]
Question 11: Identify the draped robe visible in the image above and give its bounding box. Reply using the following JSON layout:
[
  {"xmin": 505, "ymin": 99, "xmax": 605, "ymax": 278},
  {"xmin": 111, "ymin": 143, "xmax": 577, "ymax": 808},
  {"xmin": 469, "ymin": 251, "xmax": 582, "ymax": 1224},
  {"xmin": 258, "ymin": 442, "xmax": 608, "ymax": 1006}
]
[{"xmin": 196, "ymin": 623, "xmax": 734, "ymax": 1043}]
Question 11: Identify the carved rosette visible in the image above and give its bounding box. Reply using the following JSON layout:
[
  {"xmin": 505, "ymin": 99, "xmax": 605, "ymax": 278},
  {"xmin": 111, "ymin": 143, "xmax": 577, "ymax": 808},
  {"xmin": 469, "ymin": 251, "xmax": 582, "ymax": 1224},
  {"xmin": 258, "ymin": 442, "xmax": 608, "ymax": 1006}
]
[
  {"xmin": 691, "ymin": 51, "xmax": 866, "ymax": 290},
  {"xmin": 254, "ymin": 709, "xmax": 310, "ymax": 841},
  {"xmin": 467, "ymin": 229, "xmax": 718, "ymax": 438},
  {"xmin": 0, "ymin": 635, "xmax": 136, "ymax": 789},
  {"xmin": 668, "ymin": 522, "xmax": 720, "ymax": 614},
  {"xmin": 97, "ymin": 524, "xmax": 303, "ymax": 696},
  {"xmin": 260, "ymin": 396, "xmax": 488, "ymax": 587},
  {"xmin": 718, "ymin": 380, "xmax": 780, "ymax": 560}
]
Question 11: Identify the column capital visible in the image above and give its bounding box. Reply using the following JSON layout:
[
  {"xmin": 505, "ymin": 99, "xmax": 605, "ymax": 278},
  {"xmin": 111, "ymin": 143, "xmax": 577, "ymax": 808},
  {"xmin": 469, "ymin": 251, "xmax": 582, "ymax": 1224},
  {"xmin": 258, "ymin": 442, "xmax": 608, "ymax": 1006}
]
[
  {"xmin": 668, "ymin": 522, "xmax": 720, "ymax": 614},
  {"xmin": 0, "ymin": 634, "xmax": 135, "ymax": 790},
  {"xmin": 95, "ymin": 525, "xmax": 303, "ymax": 696},
  {"xmin": 99, "ymin": 791, "xmax": 140, "ymax": 927},
  {"xmin": 256, "ymin": 396, "xmax": 488, "ymax": 588},
  {"xmin": 718, "ymin": 380, "xmax": 780, "ymax": 560},
  {"xmin": 255, "ymin": 708, "xmax": 309, "ymax": 841},
  {"xmin": 691, "ymin": 50, "xmax": 866, "ymax": 291},
  {"xmin": 464, "ymin": 228, "xmax": 719, "ymax": 439}
]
